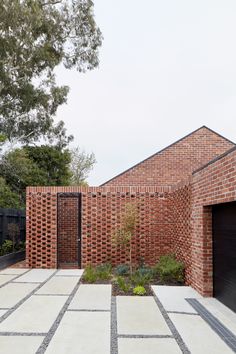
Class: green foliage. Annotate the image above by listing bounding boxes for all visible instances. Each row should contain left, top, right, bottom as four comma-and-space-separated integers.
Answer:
25, 145, 72, 186
96, 263, 112, 281
130, 270, 153, 287
70, 147, 96, 186
0, 177, 22, 208
83, 265, 98, 283
115, 264, 130, 276
133, 286, 146, 296
0, 0, 102, 146
137, 266, 154, 278
116, 276, 130, 293
0, 146, 72, 205
154, 254, 184, 283
0, 240, 13, 255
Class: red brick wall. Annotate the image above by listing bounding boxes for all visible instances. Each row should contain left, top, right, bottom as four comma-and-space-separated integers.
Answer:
57, 195, 79, 267
190, 148, 236, 296
81, 190, 171, 267
102, 127, 234, 187
26, 186, 172, 269
168, 181, 192, 285
26, 191, 57, 268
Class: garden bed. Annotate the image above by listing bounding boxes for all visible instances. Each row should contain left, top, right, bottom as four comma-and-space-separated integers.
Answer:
82, 254, 185, 296
0, 250, 25, 270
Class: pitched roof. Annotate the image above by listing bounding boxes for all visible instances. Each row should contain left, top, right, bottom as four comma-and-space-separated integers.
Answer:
100, 126, 235, 186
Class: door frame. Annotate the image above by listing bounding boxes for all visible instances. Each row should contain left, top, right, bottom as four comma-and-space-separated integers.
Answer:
57, 192, 82, 268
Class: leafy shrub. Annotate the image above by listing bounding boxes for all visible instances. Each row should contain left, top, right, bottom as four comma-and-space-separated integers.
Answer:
137, 266, 154, 278
96, 263, 112, 280
130, 270, 152, 287
14, 241, 26, 251
116, 276, 130, 293
133, 286, 146, 296
1, 240, 13, 255
83, 266, 98, 283
154, 254, 184, 283
115, 264, 130, 276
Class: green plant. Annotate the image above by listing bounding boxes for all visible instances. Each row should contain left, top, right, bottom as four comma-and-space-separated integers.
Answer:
14, 241, 26, 252
96, 263, 112, 280
137, 266, 154, 278
116, 276, 130, 293
133, 286, 146, 296
154, 254, 184, 283
1, 240, 13, 255
115, 264, 130, 276
130, 271, 152, 287
83, 266, 98, 283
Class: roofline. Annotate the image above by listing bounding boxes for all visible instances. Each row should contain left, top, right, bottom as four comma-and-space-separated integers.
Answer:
100, 126, 235, 186
192, 145, 236, 175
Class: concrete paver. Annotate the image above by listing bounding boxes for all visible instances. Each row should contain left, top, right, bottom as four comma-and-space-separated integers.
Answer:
0, 336, 43, 354
56, 269, 84, 277
36, 276, 79, 295
152, 285, 202, 313
0, 283, 38, 308
15, 269, 56, 283
118, 338, 182, 354
116, 296, 171, 335
0, 295, 67, 333
0, 310, 7, 317
169, 313, 234, 354
197, 298, 236, 336
0, 274, 17, 286
0, 267, 234, 354
0, 268, 29, 275
45, 311, 110, 354
69, 284, 111, 310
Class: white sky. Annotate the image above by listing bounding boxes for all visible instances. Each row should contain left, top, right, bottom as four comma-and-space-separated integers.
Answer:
56, 0, 236, 186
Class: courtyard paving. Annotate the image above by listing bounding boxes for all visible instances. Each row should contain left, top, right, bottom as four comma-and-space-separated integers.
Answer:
0, 268, 235, 354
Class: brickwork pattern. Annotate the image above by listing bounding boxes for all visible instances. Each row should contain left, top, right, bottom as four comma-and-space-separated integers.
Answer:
26, 192, 57, 268
57, 195, 79, 267
26, 186, 170, 270
102, 127, 234, 187
168, 183, 192, 285
191, 148, 236, 296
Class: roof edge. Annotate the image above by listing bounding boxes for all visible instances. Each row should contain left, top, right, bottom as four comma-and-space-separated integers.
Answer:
192, 145, 236, 175
101, 126, 235, 186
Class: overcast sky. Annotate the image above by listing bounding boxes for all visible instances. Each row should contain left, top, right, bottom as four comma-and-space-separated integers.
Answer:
56, 0, 236, 186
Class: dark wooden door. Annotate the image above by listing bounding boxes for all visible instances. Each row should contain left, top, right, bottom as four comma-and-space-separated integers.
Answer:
213, 202, 236, 312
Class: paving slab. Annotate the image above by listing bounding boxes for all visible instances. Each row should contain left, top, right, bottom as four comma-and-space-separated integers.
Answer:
0, 283, 38, 308
14, 269, 56, 283
45, 311, 110, 354
0, 274, 17, 286
0, 336, 43, 354
197, 298, 236, 336
118, 338, 182, 354
116, 296, 171, 335
0, 310, 7, 317
69, 284, 111, 310
56, 269, 84, 277
169, 313, 234, 354
152, 286, 202, 313
0, 268, 29, 275
0, 295, 67, 333
36, 276, 79, 295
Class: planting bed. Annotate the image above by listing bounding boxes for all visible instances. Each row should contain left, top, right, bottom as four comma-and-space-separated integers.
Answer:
81, 255, 185, 297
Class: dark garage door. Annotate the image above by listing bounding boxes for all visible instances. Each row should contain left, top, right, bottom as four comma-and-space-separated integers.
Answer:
213, 202, 236, 312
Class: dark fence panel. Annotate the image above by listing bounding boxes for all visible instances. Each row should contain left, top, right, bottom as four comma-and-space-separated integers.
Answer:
0, 208, 26, 246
